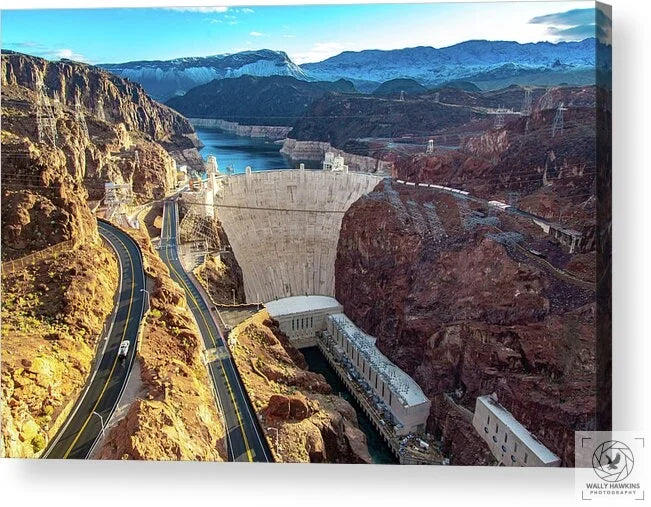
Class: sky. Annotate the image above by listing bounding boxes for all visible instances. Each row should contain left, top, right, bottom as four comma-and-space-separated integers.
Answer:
1, 2, 604, 65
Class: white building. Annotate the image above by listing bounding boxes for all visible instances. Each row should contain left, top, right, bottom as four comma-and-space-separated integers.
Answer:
265, 295, 343, 348
325, 313, 430, 436
322, 151, 349, 172
472, 395, 561, 467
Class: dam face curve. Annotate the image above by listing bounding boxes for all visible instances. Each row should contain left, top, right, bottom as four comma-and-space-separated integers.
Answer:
215, 170, 382, 303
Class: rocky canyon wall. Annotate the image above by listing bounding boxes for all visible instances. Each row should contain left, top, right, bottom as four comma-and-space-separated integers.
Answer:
189, 118, 292, 140
280, 138, 394, 174
335, 180, 598, 466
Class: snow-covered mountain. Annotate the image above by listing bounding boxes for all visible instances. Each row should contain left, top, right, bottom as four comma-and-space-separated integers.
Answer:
101, 39, 609, 101
302, 38, 604, 90
100, 49, 309, 101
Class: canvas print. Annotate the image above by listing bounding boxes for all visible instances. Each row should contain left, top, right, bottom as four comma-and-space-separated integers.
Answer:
0, 1, 611, 466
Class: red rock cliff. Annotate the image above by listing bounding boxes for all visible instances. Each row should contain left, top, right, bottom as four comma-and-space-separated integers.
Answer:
335, 180, 597, 466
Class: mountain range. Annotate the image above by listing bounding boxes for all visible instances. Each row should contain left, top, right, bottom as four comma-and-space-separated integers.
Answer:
101, 38, 608, 101
303, 38, 599, 87
166, 75, 355, 126
100, 49, 308, 101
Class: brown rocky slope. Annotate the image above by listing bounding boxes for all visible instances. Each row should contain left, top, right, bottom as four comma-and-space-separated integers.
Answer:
93, 225, 226, 461
1, 51, 203, 210
335, 180, 597, 466
394, 86, 605, 235
1, 244, 118, 457
229, 310, 372, 463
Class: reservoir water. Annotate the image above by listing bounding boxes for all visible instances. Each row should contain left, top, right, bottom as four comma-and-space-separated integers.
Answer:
195, 127, 318, 174
301, 346, 397, 464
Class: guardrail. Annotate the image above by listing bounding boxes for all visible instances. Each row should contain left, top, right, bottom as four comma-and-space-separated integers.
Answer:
1, 239, 76, 276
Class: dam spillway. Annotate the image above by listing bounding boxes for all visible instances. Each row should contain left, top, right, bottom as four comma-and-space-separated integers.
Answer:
214, 170, 382, 303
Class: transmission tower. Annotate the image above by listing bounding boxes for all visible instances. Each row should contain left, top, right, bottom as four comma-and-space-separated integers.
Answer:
51, 90, 63, 116
552, 102, 567, 138
433, 92, 440, 103
521, 87, 532, 116
494, 112, 505, 128
489, 107, 511, 128
134, 149, 140, 166
507, 191, 520, 208
96, 96, 106, 121
426, 139, 434, 154
35, 75, 57, 147
399, 90, 405, 101
75, 91, 89, 138
179, 207, 221, 251
104, 182, 133, 220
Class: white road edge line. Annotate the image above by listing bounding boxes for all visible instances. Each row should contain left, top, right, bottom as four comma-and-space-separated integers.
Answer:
42, 223, 124, 458
86, 226, 146, 458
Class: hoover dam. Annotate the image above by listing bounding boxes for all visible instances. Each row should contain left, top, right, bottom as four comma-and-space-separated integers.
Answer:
214, 169, 382, 303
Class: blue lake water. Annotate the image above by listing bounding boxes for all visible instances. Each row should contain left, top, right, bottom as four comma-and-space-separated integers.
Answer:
195, 127, 318, 174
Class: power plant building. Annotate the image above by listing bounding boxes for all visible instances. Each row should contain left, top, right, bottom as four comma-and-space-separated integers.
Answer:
266, 295, 343, 348
324, 313, 430, 436
472, 394, 561, 467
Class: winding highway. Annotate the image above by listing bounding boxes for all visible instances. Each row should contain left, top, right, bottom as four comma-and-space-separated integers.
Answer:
160, 199, 273, 462
44, 219, 147, 459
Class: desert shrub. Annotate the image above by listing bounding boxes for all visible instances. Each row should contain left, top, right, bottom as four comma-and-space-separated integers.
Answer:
31, 434, 46, 453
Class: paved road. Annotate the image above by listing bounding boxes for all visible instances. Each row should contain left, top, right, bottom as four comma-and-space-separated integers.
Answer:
44, 220, 146, 459
160, 199, 272, 462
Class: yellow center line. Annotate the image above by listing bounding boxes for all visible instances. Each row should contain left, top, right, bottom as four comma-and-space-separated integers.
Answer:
163, 202, 254, 462
62, 225, 136, 458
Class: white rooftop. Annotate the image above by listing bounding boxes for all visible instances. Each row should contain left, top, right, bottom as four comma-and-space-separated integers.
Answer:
266, 295, 342, 317
479, 395, 560, 465
328, 313, 429, 408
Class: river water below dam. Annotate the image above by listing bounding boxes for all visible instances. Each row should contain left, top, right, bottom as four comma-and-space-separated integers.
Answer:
301, 347, 397, 464
195, 127, 319, 173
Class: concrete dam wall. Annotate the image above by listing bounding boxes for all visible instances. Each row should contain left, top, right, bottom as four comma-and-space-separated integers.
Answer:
215, 170, 382, 303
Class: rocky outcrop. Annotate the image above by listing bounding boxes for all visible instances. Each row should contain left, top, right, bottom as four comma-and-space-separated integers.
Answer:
194, 253, 245, 305
1, 52, 207, 258
188, 118, 292, 140
1, 51, 203, 198
1, 243, 118, 457
335, 180, 598, 466
280, 138, 393, 174
229, 310, 372, 463
394, 87, 603, 234
3, 51, 203, 164
94, 226, 226, 461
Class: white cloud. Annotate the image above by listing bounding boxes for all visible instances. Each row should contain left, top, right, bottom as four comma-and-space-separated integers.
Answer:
5, 41, 87, 62
164, 7, 228, 13
238, 8, 254, 14
52, 48, 86, 61
249, 31, 264, 37
291, 42, 346, 64
283, 34, 297, 39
